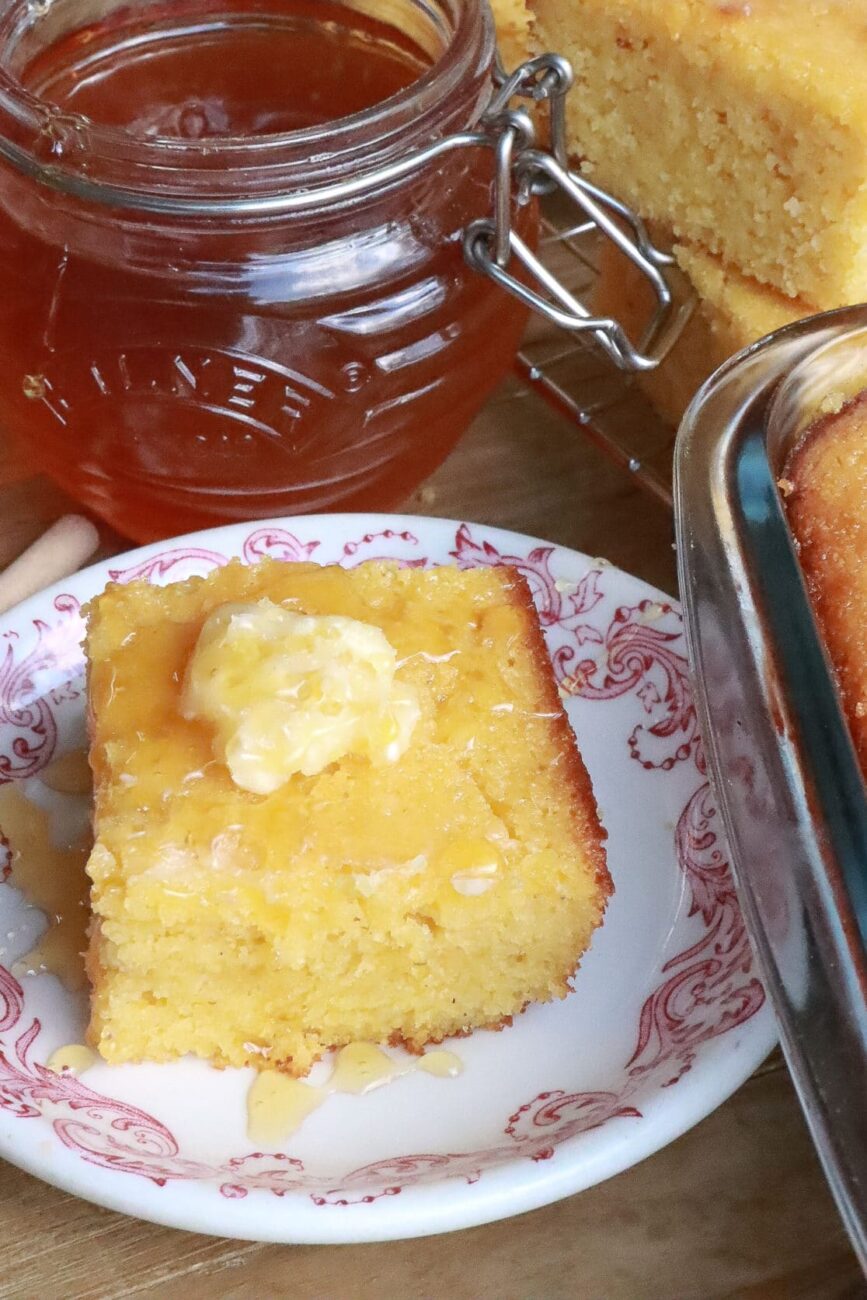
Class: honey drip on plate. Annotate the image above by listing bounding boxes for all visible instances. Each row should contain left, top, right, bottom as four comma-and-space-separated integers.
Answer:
416, 1050, 463, 1079
46, 1043, 98, 1075
40, 750, 93, 795
0, 775, 92, 991
326, 1041, 405, 1095
247, 1073, 327, 1146
246, 1043, 463, 1145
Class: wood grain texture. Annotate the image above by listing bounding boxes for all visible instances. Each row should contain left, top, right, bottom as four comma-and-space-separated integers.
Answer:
0, 371, 857, 1298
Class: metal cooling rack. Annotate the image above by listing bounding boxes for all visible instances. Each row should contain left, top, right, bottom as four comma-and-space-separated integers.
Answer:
516, 213, 677, 510
524, 212, 796, 1092
520, 211, 792, 1092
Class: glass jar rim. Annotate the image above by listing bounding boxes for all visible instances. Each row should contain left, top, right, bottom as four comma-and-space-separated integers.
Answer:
0, 0, 495, 214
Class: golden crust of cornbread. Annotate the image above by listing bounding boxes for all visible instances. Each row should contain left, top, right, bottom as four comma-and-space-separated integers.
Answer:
594, 236, 807, 427
532, 0, 867, 307
784, 396, 867, 780
489, 0, 533, 69
84, 559, 610, 1076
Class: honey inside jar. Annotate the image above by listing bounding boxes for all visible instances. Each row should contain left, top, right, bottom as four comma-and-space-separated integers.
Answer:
0, 0, 532, 540
23, 0, 428, 136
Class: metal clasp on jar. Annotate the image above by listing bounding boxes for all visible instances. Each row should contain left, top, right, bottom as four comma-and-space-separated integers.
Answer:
463, 52, 694, 373
16, 47, 691, 373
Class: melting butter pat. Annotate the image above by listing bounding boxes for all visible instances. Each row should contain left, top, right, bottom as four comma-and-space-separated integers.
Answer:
182, 599, 419, 794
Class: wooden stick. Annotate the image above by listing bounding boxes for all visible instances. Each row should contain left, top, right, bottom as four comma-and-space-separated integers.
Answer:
0, 515, 100, 615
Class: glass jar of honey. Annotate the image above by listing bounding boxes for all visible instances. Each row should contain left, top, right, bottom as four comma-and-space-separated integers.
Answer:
0, 0, 534, 540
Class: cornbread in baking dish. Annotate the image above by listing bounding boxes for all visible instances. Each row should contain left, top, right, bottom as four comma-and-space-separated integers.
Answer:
84, 558, 610, 1075
594, 236, 806, 427
784, 397, 867, 780
533, 0, 867, 307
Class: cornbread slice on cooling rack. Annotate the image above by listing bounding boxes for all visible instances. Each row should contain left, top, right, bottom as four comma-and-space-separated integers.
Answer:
84, 558, 610, 1076
490, 0, 533, 69
594, 236, 805, 426
784, 396, 867, 780
533, 0, 867, 307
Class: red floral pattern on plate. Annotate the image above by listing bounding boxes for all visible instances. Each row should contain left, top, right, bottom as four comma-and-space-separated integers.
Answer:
0, 522, 765, 1206
0, 594, 85, 782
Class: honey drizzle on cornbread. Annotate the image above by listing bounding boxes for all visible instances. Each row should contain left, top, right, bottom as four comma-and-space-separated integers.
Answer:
0, 782, 91, 991
247, 1044, 463, 1143
84, 559, 611, 1073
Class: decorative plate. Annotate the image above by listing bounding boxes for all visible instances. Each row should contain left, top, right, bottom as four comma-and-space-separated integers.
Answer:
0, 514, 774, 1243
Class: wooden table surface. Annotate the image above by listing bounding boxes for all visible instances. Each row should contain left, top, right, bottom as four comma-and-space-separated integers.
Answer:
0, 362, 861, 1300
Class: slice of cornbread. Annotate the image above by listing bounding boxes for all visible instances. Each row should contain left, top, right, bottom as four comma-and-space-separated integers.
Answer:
594, 237, 807, 426
84, 558, 610, 1075
533, 0, 867, 307
490, 0, 533, 69
784, 396, 867, 779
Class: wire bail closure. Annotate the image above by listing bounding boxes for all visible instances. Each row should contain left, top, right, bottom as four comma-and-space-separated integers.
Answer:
3, 47, 690, 371
465, 53, 692, 372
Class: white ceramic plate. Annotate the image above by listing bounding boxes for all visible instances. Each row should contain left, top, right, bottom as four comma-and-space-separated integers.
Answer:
0, 513, 774, 1242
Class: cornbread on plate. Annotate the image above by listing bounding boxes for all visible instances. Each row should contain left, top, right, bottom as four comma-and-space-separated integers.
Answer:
533, 0, 867, 307
784, 396, 867, 780
84, 559, 610, 1076
594, 236, 806, 426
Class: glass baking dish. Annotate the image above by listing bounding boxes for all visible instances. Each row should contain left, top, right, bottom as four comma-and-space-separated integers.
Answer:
674, 307, 867, 1270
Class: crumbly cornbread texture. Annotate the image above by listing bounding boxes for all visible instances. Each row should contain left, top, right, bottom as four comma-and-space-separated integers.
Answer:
490, 0, 533, 69
533, 0, 867, 307
785, 396, 867, 779
594, 236, 806, 426
84, 559, 610, 1076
